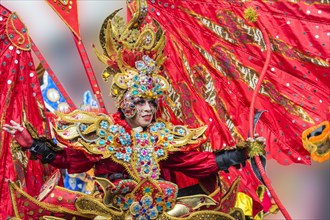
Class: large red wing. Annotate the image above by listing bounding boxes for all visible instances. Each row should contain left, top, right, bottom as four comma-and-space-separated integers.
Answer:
139, 0, 329, 165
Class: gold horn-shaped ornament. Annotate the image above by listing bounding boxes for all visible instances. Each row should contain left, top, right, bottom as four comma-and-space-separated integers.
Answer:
100, 9, 122, 56
120, 0, 148, 39
94, 10, 121, 65
94, 9, 123, 82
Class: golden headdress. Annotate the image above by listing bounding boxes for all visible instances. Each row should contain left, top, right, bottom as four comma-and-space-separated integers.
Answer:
94, 0, 169, 111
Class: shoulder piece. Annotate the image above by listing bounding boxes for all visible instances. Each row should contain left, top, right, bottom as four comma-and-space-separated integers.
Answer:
152, 119, 208, 150
54, 110, 118, 158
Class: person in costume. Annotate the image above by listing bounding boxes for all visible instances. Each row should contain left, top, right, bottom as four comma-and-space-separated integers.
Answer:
3, 56, 264, 219
2, 3, 267, 220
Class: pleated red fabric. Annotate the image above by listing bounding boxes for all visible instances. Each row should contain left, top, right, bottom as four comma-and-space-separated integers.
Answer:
0, 5, 53, 218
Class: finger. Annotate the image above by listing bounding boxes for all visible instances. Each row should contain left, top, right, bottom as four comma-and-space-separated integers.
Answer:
3, 124, 13, 129
10, 120, 24, 132
13, 124, 24, 132
10, 120, 20, 126
3, 127, 12, 132
256, 137, 266, 142
3, 127, 15, 135
246, 137, 254, 142
3, 125, 17, 134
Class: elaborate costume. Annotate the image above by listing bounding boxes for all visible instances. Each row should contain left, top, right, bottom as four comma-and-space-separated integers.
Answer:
1, 2, 261, 219
0, 0, 329, 219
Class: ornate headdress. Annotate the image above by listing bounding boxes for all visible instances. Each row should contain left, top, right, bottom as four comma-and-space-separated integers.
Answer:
94, 0, 169, 117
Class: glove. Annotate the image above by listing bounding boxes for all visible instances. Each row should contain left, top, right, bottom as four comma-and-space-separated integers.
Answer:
29, 140, 57, 163
3, 120, 33, 148
215, 149, 248, 172
215, 136, 266, 172
15, 129, 34, 148
3, 120, 57, 163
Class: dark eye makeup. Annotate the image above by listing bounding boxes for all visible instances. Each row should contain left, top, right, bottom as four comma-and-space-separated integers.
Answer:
134, 99, 157, 108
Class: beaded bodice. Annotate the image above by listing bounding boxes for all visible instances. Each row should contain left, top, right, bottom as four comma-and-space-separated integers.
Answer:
54, 110, 206, 182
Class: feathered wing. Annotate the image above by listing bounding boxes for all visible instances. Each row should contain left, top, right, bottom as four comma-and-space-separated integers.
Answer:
134, 0, 329, 164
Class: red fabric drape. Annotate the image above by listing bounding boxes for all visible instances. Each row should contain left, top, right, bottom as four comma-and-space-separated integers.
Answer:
0, 5, 53, 218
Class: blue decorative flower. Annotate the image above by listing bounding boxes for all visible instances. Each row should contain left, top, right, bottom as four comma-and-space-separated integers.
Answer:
144, 187, 152, 194
100, 120, 108, 129
99, 130, 106, 136
115, 152, 123, 159
99, 139, 105, 146
80, 124, 87, 131
157, 149, 164, 156
124, 154, 130, 162
178, 128, 185, 134
110, 125, 116, 132
129, 195, 158, 219
165, 188, 173, 196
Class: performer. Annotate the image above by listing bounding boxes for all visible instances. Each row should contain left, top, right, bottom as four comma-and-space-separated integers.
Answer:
3, 8, 267, 218
3, 94, 253, 180
3, 58, 264, 219
1, 0, 329, 219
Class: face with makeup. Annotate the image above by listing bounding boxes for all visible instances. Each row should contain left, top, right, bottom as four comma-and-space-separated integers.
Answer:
125, 98, 157, 128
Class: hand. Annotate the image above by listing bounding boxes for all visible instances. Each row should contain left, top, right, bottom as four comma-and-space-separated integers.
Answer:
246, 133, 266, 158
3, 120, 33, 148
3, 120, 24, 134
246, 133, 266, 144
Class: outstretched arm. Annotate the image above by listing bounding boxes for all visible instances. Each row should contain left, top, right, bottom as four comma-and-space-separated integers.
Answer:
3, 120, 94, 173
162, 137, 265, 179
162, 148, 249, 179
162, 151, 219, 179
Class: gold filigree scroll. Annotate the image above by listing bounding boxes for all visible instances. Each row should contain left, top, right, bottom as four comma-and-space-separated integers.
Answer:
75, 196, 124, 218
8, 181, 92, 218
5, 12, 31, 51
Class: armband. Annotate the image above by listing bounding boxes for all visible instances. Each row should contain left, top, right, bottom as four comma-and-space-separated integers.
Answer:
29, 140, 57, 163
215, 149, 248, 172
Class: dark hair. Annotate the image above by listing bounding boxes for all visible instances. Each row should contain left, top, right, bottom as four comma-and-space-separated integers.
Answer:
118, 108, 126, 120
